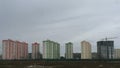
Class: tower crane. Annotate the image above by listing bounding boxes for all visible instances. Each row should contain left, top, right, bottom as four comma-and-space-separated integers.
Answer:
101, 37, 118, 41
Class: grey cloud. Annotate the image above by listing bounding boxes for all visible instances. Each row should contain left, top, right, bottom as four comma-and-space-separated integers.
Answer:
0, 0, 120, 55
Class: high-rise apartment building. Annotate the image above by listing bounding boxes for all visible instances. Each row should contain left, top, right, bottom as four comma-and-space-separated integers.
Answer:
2, 39, 28, 60
114, 49, 120, 59
65, 42, 73, 59
14, 41, 28, 59
97, 41, 114, 59
81, 41, 92, 59
32, 42, 40, 59
43, 40, 60, 59
23, 42, 28, 59
2, 39, 15, 60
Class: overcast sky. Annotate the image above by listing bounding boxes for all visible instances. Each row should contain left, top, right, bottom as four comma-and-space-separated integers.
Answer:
0, 0, 120, 56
